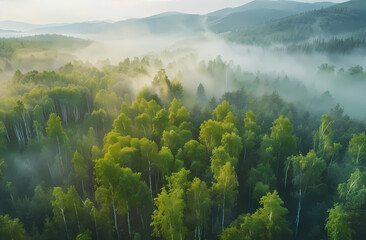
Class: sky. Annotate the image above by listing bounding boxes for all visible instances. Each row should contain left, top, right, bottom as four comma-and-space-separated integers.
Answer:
0, 0, 348, 24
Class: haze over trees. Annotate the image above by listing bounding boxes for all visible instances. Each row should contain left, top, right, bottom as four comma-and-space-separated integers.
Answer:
0, 0, 366, 240
0, 52, 365, 239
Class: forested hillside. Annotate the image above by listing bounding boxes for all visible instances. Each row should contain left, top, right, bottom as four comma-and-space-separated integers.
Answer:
228, 0, 366, 45
0, 51, 365, 240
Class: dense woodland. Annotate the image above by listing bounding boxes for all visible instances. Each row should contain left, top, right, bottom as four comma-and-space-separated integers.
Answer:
0, 51, 365, 240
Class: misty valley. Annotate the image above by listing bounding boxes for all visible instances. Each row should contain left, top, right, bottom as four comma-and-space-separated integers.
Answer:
0, 0, 366, 240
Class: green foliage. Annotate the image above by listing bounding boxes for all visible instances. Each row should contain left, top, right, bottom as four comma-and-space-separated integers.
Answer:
0, 159, 5, 180
0, 214, 28, 240
270, 115, 297, 160
338, 168, 366, 210
212, 162, 238, 231
290, 150, 326, 193
325, 204, 353, 240
153, 109, 169, 137
213, 100, 232, 122
314, 114, 341, 162
199, 119, 237, 150
210, 146, 237, 178
178, 140, 206, 174
186, 177, 212, 239
221, 191, 291, 240
221, 132, 242, 158
169, 98, 190, 127
2, 49, 366, 240
161, 128, 192, 155
348, 132, 366, 166
46, 113, 64, 138
112, 113, 132, 136
151, 169, 190, 240
72, 150, 87, 182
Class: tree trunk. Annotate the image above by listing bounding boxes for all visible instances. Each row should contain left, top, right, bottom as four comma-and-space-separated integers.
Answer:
284, 160, 291, 193
73, 201, 81, 233
222, 176, 227, 232
149, 160, 153, 199
81, 179, 86, 195
127, 201, 131, 239
56, 136, 64, 173
93, 209, 99, 240
295, 189, 302, 239
112, 197, 120, 240
142, 125, 147, 137
170, 223, 174, 240
2, 123, 10, 142
60, 208, 70, 240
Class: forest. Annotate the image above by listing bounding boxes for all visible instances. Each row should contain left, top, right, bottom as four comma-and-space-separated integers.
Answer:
0, 46, 365, 240
0, 1, 366, 239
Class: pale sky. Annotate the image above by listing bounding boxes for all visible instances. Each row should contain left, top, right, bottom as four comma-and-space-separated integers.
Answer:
0, 0, 348, 24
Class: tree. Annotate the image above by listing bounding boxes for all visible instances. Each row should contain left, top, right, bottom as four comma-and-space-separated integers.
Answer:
171, 78, 183, 100
151, 188, 186, 240
289, 150, 326, 238
348, 133, 366, 166
0, 121, 6, 152
199, 120, 237, 150
314, 114, 340, 162
95, 158, 150, 239
161, 128, 192, 155
248, 163, 276, 201
76, 231, 92, 240
91, 108, 107, 134
338, 168, 366, 210
270, 115, 296, 168
213, 100, 232, 122
139, 138, 158, 198
0, 214, 28, 240
325, 204, 353, 240
196, 83, 206, 104
169, 98, 190, 127
112, 113, 132, 136
46, 113, 66, 154
72, 150, 88, 194
32, 104, 44, 123
156, 147, 175, 181
51, 187, 71, 240
212, 162, 238, 231
221, 191, 291, 240
178, 140, 206, 175
0, 159, 5, 180
46, 113, 64, 139
135, 113, 151, 138
242, 110, 261, 163
46, 113, 69, 176
221, 132, 242, 158
186, 177, 212, 240
153, 109, 169, 137
210, 146, 237, 178
258, 191, 291, 240
152, 69, 172, 102
151, 169, 190, 240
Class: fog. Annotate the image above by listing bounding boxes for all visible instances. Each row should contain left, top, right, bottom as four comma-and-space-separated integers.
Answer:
1, 26, 366, 118
57, 29, 365, 118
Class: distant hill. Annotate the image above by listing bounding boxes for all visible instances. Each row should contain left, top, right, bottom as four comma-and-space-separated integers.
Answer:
32, 22, 109, 34
0, 29, 19, 33
207, 0, 334, 33
228, 0, 366, 44
33, 13, 205, 36
0, 21, 40, 31
107, 12, 205, 36
29, 1, 334, 37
